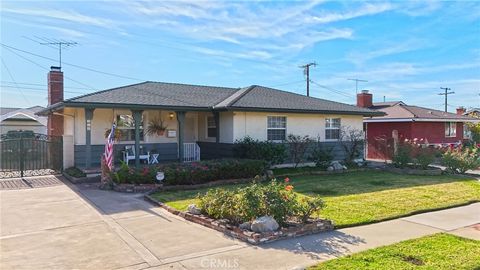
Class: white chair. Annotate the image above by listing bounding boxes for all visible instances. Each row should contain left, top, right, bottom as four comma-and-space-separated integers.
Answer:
123, 145, 150, 165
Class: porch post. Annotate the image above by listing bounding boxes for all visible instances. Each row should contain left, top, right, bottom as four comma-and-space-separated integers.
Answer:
85, 108, 95, 169
132, 110, 143, 168
176, 111, 186, 162
213, 111, 220, 143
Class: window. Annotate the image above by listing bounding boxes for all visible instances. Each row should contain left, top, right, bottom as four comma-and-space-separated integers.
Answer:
116, 114, 144, 141
267, 116, 286, 141
325, 118, 341, 140
207, 116, 217, 138
445, 122, 457, 137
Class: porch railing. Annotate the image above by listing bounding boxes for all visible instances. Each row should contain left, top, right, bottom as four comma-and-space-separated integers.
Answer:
183, 143, 200, 162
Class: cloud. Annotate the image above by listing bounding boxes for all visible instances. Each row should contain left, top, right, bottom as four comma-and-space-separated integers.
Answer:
2, 7, 115, 28
348, 39, 429, 65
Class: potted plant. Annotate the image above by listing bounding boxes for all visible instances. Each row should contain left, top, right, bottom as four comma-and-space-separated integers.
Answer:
146, 118, 168, 136
104, 128, 122, 141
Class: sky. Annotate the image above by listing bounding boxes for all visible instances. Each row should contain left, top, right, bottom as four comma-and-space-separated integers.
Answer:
1, 0, 479, 112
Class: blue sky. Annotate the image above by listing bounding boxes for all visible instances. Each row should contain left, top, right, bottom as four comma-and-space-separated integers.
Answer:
1, 0, 479, 112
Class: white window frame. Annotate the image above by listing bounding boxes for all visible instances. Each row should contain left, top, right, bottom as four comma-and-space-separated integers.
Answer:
267, 116, 287, 142
445, 122, 457, 138
116, 113, 144, 142
206, 115, 217, 138
325, 118, 341, 141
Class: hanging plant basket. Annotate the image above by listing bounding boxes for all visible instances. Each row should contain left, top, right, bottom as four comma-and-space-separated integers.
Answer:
146, 118, 168, 137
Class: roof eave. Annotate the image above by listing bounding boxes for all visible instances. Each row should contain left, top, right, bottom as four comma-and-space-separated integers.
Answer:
222, 106, 384, 116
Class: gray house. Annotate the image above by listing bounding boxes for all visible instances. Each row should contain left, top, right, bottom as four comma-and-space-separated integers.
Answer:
38, 68, 381, 169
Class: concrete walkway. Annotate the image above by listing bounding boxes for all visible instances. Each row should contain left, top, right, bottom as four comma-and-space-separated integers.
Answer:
1, 177, 478, 270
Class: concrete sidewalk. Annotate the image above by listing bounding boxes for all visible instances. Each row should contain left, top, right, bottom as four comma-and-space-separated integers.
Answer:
1, 177, 478, 270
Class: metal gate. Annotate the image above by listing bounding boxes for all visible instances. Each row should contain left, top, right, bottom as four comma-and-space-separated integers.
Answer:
0, 131, 62, 178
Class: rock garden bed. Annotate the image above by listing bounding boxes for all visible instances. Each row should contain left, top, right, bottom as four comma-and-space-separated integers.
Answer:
145, 193, 334, 244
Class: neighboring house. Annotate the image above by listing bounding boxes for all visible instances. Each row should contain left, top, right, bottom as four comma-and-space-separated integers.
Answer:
356, 90, 479, 160
0, 106, 47, 135
38, 67, 381, 169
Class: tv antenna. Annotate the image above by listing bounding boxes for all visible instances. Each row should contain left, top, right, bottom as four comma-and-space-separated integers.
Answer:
348, 78, 368, 94
24, 36, 77, 68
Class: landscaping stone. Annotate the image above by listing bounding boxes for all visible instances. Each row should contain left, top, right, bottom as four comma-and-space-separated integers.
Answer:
251, 216, 279, 233
265, 170, 274, 179
329, 161, 346, 171
239, 222, 251, 231
187, 204, 202, 215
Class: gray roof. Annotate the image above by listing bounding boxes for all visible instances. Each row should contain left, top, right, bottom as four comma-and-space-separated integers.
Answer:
0, 106, 47, 126
39, 81, 381, 116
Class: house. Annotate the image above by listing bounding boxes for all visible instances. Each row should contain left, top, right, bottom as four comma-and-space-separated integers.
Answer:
38, 67, 381, 169
0, 106, 47, 135
356, 90, 479, 160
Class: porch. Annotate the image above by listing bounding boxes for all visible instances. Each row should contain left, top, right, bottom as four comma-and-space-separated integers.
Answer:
63, 107, 231, 170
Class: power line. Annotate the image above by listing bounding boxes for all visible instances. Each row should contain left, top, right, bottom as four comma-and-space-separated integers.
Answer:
2, 45, 98, 90
267, 80, 305, 88
0, 85, 88, 95
38, 40, 78, 68
1, 81, 93, 90
0, 43, 147, 82
309, 79, 354, 99
299, 62, 316, 97
438, 87, 455, 112
347, 78, 368, 94
1, 57, 30, 106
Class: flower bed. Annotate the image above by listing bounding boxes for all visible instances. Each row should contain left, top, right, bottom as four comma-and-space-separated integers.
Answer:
145, 177, 334, 244
145, 193, 334, 244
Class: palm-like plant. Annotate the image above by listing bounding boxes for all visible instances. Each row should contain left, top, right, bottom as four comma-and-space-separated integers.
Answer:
146, 118, 168, 136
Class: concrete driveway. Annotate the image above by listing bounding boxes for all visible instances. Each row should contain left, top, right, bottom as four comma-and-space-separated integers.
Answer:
1, 176, 478, 270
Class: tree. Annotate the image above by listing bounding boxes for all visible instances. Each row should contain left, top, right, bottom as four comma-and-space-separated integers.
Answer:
286, 134, 312, 168
339, 127, 365, 165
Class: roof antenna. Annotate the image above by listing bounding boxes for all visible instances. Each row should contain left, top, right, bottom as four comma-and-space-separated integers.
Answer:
24, 36, 77, 68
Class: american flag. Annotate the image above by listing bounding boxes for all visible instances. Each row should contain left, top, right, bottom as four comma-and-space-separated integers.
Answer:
104, 123, 116, 170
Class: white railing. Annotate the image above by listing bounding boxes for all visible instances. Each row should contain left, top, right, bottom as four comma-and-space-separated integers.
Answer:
183, 143, 200, 162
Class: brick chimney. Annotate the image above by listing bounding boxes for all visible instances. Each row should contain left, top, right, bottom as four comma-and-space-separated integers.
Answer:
456, 106, 466, 115
47, 66, 64, 136
357, 90, 373, 108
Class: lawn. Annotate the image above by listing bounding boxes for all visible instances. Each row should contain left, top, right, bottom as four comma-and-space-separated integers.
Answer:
309, 233, 480, 270
151, 170, 480, 227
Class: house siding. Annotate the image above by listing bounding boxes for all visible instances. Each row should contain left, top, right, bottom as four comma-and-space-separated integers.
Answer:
410, 122, 464, 144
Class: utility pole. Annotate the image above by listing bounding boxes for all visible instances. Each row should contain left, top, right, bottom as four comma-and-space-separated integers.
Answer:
348, 78, 368, 94
438, 87, 455, 112
300, 62, 316, 96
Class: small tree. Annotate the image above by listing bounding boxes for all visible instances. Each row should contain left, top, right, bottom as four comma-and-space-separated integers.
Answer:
309, 137, 334, 169
286, 134, 312, 168
339, 127, 365, 165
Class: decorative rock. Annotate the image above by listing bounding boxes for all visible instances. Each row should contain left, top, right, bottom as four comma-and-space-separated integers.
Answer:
187, 204, 202, 215
330, 161, 346, 171
251, 216, 279, 233
327, 166, 334, 171
265, 170, 274, 179
239, 222, 251, 231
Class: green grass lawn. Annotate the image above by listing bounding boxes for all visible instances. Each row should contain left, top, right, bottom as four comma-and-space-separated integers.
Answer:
151, 170, 480, 227
309, 233, 480, 270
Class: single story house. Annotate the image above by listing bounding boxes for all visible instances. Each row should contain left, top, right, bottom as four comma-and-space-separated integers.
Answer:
0, 106, 47, 135
38, 67, 381, 169
356, 90, 479, 160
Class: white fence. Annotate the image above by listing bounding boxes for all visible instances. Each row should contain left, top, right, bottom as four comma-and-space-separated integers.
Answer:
183, 143, 200, 162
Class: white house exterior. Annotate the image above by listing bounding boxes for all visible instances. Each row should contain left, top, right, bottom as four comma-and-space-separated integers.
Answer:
0, 106, 47, 135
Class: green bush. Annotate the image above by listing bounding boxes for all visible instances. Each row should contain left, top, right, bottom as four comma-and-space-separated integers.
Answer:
233, 136, 286, 165
295, 196, 325, 223
112, 161, 157, 185
198, 178, 323, 226
413, 148, 436, 169
160, 159, 266, 185
286, 134, 312, 168
64, 167, 86, 178
442, 147, 480, 174
309, 141, 334, 169
392, 143, 412, 168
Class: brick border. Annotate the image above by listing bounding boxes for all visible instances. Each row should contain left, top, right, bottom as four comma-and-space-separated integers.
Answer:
144, 193, 334, 245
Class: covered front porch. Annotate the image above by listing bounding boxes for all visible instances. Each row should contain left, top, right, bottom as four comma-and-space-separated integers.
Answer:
63, 106, 231, 170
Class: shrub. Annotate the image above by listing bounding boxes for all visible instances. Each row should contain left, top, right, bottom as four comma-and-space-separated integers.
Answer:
233, 136, 286, 165
160, 159, 266, 185
64, 167, 86, 178
309, 140, 334, 170
198, 177, 323, 226
112, 161, 157, 185
340, 127, 365, 165
442, 146, 480, 174
295, 196, 325, 223
392, 142, 412, 168
286, 134, 312, 168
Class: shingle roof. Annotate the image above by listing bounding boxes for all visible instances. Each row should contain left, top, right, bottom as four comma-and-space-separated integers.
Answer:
40, 81, 382, 116
366, 102, 477, 122
219, 85, 380, 115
